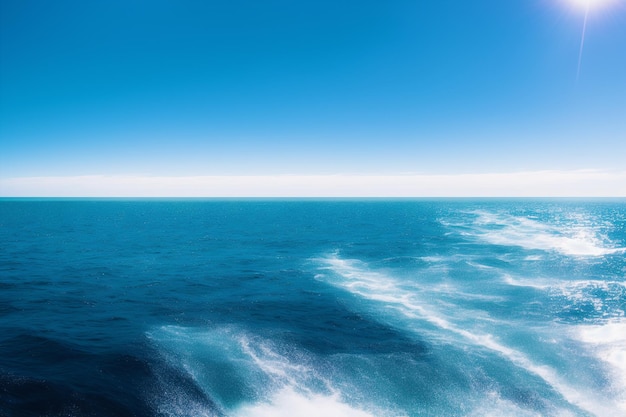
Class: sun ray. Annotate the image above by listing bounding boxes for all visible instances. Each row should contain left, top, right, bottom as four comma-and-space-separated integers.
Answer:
568, 0, 618, 81
576, 3, 590, 81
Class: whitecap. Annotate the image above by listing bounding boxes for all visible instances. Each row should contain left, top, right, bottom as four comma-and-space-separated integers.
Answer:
503, 275, 626, 319
233, 387, 382, 417
455, 210, 625, 257
148, 325, 399, 417
574, 321, 626, 414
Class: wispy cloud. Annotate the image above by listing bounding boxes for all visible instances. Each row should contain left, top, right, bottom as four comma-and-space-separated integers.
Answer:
1, 170, 625, 197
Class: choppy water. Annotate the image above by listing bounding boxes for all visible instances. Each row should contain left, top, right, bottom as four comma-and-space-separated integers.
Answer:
1, 199, 625, 417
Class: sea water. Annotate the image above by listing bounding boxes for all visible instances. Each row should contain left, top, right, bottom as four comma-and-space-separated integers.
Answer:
1, 198, 625, 417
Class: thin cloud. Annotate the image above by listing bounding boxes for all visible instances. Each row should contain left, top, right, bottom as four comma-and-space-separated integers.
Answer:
1, 170, 625, 197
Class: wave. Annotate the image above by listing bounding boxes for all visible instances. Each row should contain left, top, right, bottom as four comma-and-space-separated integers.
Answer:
574, 320, 626, 412
234, 387, 379, 417
147, 326, 397, 417
451, 210, 625, 257
466, 391, 560, 417
503, 275, 626, 319
316, 254, 623, 416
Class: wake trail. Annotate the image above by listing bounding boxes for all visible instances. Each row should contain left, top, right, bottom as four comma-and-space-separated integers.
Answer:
317, 254, 623, 417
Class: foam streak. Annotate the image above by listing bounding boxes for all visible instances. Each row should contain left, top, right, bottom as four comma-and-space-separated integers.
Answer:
317, 255, 622, 416
461, 210, 625, 257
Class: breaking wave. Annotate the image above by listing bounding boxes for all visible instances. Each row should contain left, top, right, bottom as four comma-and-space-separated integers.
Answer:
147, 326, 396, 417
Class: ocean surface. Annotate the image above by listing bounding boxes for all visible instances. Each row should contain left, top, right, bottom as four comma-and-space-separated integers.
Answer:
1, 198, 625, 417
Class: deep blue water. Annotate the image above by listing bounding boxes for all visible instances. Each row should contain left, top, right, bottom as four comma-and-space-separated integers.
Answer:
1, 199, 625, 417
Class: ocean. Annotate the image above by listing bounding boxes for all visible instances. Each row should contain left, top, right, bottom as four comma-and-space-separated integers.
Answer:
1, 198, 625, 417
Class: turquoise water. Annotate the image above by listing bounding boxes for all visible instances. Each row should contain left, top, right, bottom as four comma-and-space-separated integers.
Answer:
1, 199, 625, 416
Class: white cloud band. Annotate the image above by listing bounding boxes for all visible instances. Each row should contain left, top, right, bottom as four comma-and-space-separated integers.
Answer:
1, 170, 625, 197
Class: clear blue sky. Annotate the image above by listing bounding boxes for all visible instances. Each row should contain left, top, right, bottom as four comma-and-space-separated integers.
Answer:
1, 1, 625, 189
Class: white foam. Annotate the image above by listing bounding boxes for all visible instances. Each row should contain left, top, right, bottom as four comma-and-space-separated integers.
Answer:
149, 325, 398, 417
237, 334, 316, 390
231, 341, 395, 417
466, 260, 496, 270
317, 254, 622, 416
502, 275, 626, 293
575, 321, 626, 413
463, 210, 625, 257
233, 387, 381, 417
503, 275, 626, 318
501, 274, 551, 290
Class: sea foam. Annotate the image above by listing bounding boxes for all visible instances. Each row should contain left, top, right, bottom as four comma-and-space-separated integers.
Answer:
503, 275, 626, 319
317, 254, 623, 416
233, 387, 380, 417
148, 325, 395, 417
575, 321, 626, 413
460, 210, 625, 257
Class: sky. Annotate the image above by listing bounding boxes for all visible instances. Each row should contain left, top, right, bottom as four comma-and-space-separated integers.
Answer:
1, 0, 625, 196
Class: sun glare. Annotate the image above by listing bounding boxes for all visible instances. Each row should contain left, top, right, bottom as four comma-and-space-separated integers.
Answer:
567, 0, 620, 80
568, 0, 615, 10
